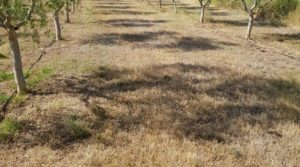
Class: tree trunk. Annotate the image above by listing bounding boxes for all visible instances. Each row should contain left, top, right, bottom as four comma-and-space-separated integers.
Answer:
200, 6, 205, 23
7, 29, 27, 94
148, 0, 150, 5
246, 14, 254, 39
172, 0, 177, 13
54, 15, 62, 41
159, 0, 162, 8
66, 2, 70, 23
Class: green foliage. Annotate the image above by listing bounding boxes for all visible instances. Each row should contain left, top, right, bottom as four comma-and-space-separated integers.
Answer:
0, 71, 14, 82
12, 94, 27, 105
213, 0, 298, 21
47, 0, 65, 14
0, 0, 47, 28
27, 67, 53, 87
0, 0, 47, 44
0, 92, 9, 103
0, 118, 21, 142
260, 0, 298, 20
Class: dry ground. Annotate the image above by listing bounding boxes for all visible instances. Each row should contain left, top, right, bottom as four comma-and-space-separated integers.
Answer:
0, 0, 300, 166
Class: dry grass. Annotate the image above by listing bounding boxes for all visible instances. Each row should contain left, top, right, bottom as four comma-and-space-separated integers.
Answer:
0, 0, 300, 166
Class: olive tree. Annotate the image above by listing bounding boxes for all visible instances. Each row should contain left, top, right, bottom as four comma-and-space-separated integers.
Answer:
172, 0, 177, 13
47, 0, 64, 41
65, 0, 75, 23
241, 0, 273, 39
0, 0, 46, 94
71, 0, 76, 12
199, 0, 211, 23
65, 0, 70, 23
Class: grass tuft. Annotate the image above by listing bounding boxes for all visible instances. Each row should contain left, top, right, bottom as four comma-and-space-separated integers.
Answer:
12, 94, 28, 106
0, 118, 21, 142
0, 71, 14, 82
64, 118, 91, 139
0, 92, 9, 104
27, 68, 53, 87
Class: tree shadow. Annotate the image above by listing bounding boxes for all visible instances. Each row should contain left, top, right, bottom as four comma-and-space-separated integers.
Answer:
30, 64, 300, 145
262, 33, 300, 42
81, 30, 177, 45
94, 5, 132, 10
18, 114, 91, 150
210, 19, 275, 27
95, 10, 156, 15
157, 37, 237, 51
99, 19, 168, 27
210, 11, 229, 16
81, 31, 237, 51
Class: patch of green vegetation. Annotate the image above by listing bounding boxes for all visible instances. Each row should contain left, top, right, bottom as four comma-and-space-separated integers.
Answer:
12, 94, 28, 106
0, 92, 9, 103
0, 118, 21, 142
27, 67, 53, 87
0, 71, 14, 82
65, 118, 91, 139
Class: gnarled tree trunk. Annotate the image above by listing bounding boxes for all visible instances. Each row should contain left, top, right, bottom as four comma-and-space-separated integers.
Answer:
200, 6, 205, 23
172, 0, 177, 13
54, 15, 62, 41
72, 2, 76, 12
246, 13, 254, 39
7, 28, 27, 94
66, 2, 70, 23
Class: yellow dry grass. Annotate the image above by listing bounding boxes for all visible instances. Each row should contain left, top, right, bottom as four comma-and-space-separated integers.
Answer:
0, 0, 300, 166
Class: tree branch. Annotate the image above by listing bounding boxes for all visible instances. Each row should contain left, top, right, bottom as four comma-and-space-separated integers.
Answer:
0, 10, 6, 21
255, 0, 273, 14
14, 0, 36, 30
199, 0, 203, 7
0, 19, 5, 28
241, 0, 249, 12
250, 0, 258, 13
205, 0, 210, 6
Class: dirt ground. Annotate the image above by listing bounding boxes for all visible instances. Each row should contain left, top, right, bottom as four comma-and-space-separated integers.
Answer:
0, 0, 300, 166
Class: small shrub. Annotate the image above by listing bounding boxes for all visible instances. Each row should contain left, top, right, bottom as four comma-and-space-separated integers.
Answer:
270, 0, 298, 19
0, 118, 21, 142
213, 0, 298, 23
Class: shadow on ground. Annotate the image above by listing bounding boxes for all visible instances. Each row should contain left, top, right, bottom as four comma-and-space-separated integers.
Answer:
210, 19, 279, 27
94, 10, 156, 15
262, 33, 300, 42
96, 19, 168, 27
17, 63, 300, 149
81, 31, 237, 51
94, 5, 132, 9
